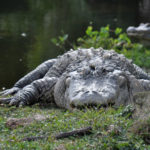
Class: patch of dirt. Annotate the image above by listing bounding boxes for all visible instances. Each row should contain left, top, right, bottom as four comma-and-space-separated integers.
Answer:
6, 114, 47, 129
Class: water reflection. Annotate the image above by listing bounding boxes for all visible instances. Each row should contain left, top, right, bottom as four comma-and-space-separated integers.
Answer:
0, 0, 149, 88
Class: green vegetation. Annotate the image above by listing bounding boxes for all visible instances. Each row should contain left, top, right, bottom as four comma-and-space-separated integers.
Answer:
52, 25, 150, 68
1, 26, 150, 149
0, 104, 149, 150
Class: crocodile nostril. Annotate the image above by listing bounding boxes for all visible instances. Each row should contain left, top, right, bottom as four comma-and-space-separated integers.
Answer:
92, 91, 99, 94
84, 91, 89, 94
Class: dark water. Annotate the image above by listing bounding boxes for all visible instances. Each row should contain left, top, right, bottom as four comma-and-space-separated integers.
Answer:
0, 0, 150, 89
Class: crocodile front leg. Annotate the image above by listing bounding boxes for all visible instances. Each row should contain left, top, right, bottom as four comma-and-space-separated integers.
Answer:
0, 77, 57, 107
0, 59, 56, 96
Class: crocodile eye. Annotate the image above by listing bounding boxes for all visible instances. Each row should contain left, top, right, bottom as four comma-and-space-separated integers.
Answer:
90, 65, 95, 71
102, 68, 106, 73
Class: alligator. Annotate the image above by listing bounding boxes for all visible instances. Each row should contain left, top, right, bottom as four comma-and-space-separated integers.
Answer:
0, 48, 150, 109
127, 23, 150, 41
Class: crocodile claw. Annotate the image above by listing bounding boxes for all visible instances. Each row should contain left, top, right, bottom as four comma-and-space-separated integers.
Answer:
0, 95, 26, 107
0, 87, 20, 96
0, 88, 26, 106
9, 98, 20, 106
0, 98, 12, 104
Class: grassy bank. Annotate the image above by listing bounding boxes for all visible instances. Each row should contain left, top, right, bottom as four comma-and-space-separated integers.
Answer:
0, 104, 149, 150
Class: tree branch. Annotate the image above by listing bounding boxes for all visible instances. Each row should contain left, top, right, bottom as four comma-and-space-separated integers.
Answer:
22, 126, 92, 141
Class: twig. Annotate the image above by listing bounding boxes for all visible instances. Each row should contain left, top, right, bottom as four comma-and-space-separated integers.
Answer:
55, 126, 92, 139
21, 126, 92, 141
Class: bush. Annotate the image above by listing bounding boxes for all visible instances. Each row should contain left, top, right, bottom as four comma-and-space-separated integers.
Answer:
76, 25, 150, 68
52, 25, 150, 69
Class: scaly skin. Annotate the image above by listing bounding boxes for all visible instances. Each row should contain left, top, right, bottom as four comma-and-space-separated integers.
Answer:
127, 23, 150, 41
0, 48, 150, 109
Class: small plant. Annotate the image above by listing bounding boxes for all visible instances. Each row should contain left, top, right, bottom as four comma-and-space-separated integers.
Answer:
116, 105, 135, 118
51, 33, 69, 50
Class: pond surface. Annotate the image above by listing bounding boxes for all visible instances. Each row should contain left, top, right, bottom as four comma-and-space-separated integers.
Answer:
0, 0, 150, 88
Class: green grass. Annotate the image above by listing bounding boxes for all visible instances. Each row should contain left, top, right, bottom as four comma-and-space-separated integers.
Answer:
0, 104, 149, 150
